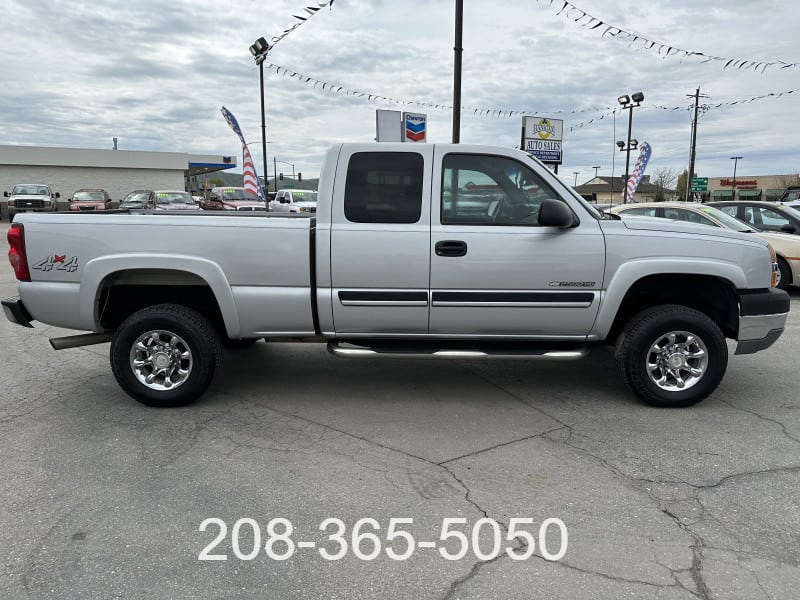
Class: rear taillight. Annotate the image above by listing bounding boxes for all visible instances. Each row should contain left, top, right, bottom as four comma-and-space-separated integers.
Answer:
7, 223, 31, 281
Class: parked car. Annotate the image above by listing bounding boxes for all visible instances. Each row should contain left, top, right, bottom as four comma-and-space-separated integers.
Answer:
120, 190, 152, 210
3, 183, 59, 220
147, 190, 200, 211
69, 189, 111, 211
200, 187, 265, 211
707, 201, 800, 235
609, 202, 800, 289
269, 189, 318, 213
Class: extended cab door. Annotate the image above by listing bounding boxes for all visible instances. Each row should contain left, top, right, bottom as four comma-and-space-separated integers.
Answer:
328, 145, 433, 334
428, 148, 605, 337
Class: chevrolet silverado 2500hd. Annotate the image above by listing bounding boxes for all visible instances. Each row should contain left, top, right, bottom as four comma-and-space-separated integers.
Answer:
3, 143, 791, 408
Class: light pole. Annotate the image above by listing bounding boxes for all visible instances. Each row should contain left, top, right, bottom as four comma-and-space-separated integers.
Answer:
730, 156, 743, 200
573, 171, 580, 186
249, 37, 270, 200
616, 92, 644, 204
452, 0, 463, 143
592, 165, 601, 178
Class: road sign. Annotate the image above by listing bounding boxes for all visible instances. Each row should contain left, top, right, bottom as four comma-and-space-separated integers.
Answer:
690, 177, 708, 192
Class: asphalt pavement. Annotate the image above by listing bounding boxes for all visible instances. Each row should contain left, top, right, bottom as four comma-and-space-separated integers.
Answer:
1, 220, 799, 599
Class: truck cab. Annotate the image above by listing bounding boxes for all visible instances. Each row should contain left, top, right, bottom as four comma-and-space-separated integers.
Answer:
269, 189, 318, 213
3, 183, 59, 220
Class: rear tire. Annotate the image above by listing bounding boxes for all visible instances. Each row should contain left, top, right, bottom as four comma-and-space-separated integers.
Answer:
615, 304, 727, 407
110, 304, 220, 407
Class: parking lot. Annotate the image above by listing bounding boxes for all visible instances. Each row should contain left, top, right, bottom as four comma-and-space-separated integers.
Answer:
1, 220, 799, 600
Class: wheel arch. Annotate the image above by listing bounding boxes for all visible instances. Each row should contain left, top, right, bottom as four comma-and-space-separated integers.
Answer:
601, 273, 740, 343
81, 255, 240, 338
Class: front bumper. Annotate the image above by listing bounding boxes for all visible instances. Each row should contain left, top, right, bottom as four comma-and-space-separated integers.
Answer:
2, 296, 34, 328
735, 288, 790, 355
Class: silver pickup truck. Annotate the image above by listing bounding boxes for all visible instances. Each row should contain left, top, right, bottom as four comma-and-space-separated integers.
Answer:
3, 143, 791, 408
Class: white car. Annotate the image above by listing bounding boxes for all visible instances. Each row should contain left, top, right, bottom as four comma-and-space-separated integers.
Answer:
269, 189, 317, 213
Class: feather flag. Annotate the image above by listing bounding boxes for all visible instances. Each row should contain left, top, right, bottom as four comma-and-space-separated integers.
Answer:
220, 106, 265, 201
625, 142, 652, 203
241, 144, 261, 200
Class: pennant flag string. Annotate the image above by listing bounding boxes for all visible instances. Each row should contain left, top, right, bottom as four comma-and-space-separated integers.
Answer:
533, 0, 800, 73
268, 1, 334, 49
264, 62, 614, 116
266, 61, 797, 131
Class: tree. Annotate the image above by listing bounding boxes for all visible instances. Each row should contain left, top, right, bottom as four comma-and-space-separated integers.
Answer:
676, 169, 689, 202
651, 167, 679, 202
774, 174, 800, 191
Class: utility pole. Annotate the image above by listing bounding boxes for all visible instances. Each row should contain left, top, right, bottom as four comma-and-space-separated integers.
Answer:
685, 87, 708, 201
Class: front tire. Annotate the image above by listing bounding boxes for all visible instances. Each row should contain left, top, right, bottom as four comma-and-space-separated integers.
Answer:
110, 304, 220, 407
776, 257, 791, 291
615, 304, 728, 407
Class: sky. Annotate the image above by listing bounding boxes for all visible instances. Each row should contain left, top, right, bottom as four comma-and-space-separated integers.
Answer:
1, 0, 798, 186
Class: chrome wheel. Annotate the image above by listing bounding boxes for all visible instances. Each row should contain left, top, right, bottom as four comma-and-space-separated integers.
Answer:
129, 329, 193, 391
646, 330, 708, 392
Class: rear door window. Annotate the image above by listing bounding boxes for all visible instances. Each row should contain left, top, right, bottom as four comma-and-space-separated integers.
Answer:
344, 152, 423, 223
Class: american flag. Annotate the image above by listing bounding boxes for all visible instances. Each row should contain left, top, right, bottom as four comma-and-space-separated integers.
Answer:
625, 141, 652, 203
241, 143, 263, 199
220, 106, 266, 201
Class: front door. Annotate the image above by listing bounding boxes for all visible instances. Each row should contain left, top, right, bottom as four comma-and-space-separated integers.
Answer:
429, 149, 605, 338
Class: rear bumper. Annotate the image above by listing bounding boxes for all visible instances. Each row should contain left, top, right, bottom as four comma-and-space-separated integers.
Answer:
2, 296, 34, 328
735, 288, 790, 355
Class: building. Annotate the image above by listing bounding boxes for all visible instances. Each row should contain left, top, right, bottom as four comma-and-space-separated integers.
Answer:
701, 174, 800, 202
0, 144, 237, 216
574, 175, 667, 204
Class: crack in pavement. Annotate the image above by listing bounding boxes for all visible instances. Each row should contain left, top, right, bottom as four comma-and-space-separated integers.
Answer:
718, 398, 800, 445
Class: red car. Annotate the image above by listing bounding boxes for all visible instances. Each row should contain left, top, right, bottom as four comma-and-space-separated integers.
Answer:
69, 189, 111, 211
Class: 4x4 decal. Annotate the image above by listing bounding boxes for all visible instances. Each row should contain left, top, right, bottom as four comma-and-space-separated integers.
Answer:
33, 254, 79, 273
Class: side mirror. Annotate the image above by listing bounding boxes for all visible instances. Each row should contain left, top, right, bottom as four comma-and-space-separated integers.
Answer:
780, 224, 796, 233
3, 191, 8, 197
538, 199, 575, 227
54, 192, 61, 198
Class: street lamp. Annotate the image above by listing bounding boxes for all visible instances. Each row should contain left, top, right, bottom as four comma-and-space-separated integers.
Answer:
592, 165, 601, 178
616, 92, 645, 204
573, 171, 580, 186
730, 156, 743, 200
249, 36, 270, 200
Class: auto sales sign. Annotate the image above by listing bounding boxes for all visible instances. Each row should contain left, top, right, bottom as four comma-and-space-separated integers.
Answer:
522, 116, 563, 164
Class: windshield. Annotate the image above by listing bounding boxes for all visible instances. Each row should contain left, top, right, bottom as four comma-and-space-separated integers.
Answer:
73, 191, 106, 201
696, 205, 756, 232
123, 192, 149, 203
778, 204, 800, 219
154, 192, 192, 204
221, 188, 260, 201
290, 191, 318, 203
13, 185, 49, 195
